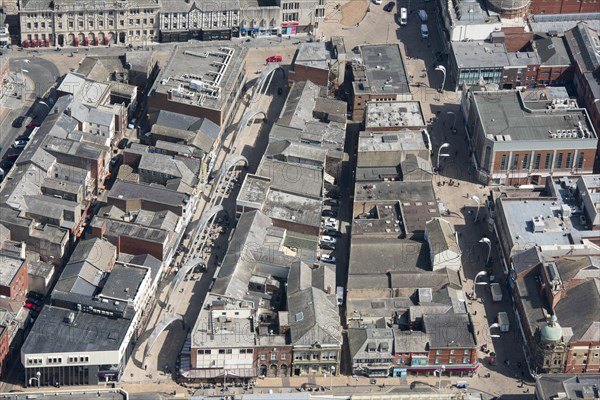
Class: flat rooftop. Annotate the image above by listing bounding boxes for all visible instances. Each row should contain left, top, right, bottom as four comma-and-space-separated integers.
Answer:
262, 191, 322, 228
452, 42, 510, 69
151, 44, 247, 111
365, 101, 426, 130
354, 180, 436, 203
357, 131, 428, 154
0, 256, 25, 287
354, 44, 410, 95
256, 159, 323, 199
352, 203, 402, 236
237, 174, 271, 208
472, 90, 597, 142
21, 305, 133, 354
293, 42, 330, 71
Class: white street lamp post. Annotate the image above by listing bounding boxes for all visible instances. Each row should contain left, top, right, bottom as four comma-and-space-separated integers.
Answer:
479, 237, 491, 265
29, 371, 41, 388
435, 365, 446, 389
473, 270, 488, 300
471, 195, 481, 222
20, 69, 29, 100
489, 322, 501, 338
437, 142, 450, 170
435, 65, 446, 92
447, 111, 456, 131
330, 366, 335, 390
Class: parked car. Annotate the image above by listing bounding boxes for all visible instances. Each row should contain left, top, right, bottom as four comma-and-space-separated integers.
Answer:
322, 209, 338, 218
373, 0, 382, 4
12, 140, 28, 149
326, 190, 340, 199
320, 235, 337, 245
383, 1, 395, 11
420, 24, 429, 39
319, 242, 336, 250
128, 118, 137, 129
12, 116, 25, 128
1, 160, 14, 171
110, 154, 122, 168
28, 292, 44, 301
322, 229, 341, 237
266, 55, 282, 63
0, 168, 4, 182
418, 9, 428, 22
324, 199, 339, 206
16, 135, 30, 142
117, 138, 129, 149
321, 254, 336, 264
399, 8, 408, 25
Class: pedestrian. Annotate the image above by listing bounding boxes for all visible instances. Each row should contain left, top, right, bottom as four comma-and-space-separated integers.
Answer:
477, 330, 480, 335
145, 364, 148, 371
466, 192, 469, 198
473, 310, 477, 316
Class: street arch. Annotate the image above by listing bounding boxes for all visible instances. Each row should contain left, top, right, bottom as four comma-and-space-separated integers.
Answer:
143, 314, 184, 359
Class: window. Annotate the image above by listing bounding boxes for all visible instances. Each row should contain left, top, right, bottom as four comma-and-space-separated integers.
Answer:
533, 153, 541, 169
463, 357, 470, 363
271, 352, 277, 360
500, 154, 508, 171
544, 153, 553, 169
555, 153, 563, 169
219, 349, 226, 354
435, 358, 441, 364
565, 152, 573, 168
260, 354, 266, 360
449, 357, 454, 364
435, 350, 442, 355
281, 353, 287, 360
522, 153, 530, 170
511, 154, 519, 170
450, 350, 455, 355
463, 349, 470, 355
576, 153, 585, 169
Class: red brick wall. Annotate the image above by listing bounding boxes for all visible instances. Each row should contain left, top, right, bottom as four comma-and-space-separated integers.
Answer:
427, 348, 478, 365
529, 0, 599, 14
117, 236, 165, 261
0, 328, 9, 378
148, 92, 223, 127
502, 29, 534, 52
564, 342, 600, 373
288, 66, 329, 87
254, 345, 293, 376
0, 260, 28, 302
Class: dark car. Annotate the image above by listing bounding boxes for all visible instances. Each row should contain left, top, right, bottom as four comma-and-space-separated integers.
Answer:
383, 1, 395, 11
117, 138, 129, 149
16, 135, 30, 142
1, 160, 14, 171
277, 87, 283, 95
322, 209, 338, 218
326, 190, 340, 199
322, 229, 341, 237
12, 116, 25, 128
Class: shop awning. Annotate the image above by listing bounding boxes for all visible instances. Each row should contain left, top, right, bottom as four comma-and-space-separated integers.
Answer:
180, 368, 257, 379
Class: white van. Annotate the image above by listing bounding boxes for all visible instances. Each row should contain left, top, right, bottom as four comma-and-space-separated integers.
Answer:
399, 8, 408, 25
418, 9, 428, 22
420, 24, 429, 39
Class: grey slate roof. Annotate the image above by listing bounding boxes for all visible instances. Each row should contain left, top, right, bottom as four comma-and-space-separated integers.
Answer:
287, 287, 342, 346
532, 34, 572, 66
423, 313, 477, 348
100, 264, 147, 301
425, 218, 459, 256
347, 327, 394, 360
555, 278, 600, 343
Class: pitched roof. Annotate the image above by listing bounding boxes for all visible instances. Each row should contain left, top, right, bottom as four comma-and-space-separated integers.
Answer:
555, 278, 600, 343
288, 287, 342, 346
425, 218, 459, 256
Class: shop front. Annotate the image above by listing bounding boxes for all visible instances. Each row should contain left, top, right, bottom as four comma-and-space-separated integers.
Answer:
281, 22, 299, 35
239, 26, 278, 37
201, 29, 232, 41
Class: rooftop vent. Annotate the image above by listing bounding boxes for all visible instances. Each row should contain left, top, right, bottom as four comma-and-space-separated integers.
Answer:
532, 216, 545, 233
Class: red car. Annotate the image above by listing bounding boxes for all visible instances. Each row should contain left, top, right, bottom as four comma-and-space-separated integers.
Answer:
25, 303, 42, 312
27, 120, 40, 129
266, 55, 282, 63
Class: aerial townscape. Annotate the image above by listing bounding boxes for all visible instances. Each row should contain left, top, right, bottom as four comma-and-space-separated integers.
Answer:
0, 0, 598, 399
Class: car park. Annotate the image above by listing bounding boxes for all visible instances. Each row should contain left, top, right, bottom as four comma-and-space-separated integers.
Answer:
383, 1, 395, 11
266, 55, 282, 63
321, 254, 336, 264
418, 9, 428, 21
322, 209, 338, 218
420, 24, 429, 38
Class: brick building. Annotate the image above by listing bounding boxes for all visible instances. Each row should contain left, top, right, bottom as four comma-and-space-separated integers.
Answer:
288, 42, 331, 87
529, 0, 599, 15
462, 87, 597, 185
0, 256, 28, 303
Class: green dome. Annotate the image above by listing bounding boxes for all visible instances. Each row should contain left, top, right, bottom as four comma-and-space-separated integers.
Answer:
541, 315, 563, 342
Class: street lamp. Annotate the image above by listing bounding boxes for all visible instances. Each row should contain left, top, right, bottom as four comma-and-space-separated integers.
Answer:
20, 69, 29, 100
473, 270, 488, 300
479, 237, 491, 265
434, 365, 445, 389
447, 111, 456, 131
471, 195, 481, 222
29, 371, 41, 388
489, 322, 501, 338
437, 142, 450, 171
330, 366, 335, 390
434, 65, 446, 92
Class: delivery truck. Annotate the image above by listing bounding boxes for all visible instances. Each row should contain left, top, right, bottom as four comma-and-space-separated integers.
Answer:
490, 283, 503, 302
336, 286, 344, 306
497, 312, 510, 332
